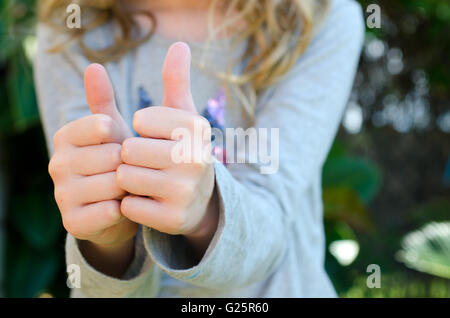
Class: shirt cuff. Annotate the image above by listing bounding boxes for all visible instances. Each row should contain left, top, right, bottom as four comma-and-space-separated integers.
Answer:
65, 231, 161, 297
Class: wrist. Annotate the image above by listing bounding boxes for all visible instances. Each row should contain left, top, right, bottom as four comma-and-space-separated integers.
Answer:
86, 236, 135, 253
184, 188, 219, 259
79, 236, 136, 278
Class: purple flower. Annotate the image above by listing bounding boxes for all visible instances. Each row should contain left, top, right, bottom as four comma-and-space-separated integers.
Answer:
203, 88, 227, 165
204, 88, 226, 129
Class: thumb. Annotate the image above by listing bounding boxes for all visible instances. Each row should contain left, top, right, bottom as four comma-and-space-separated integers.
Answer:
84, 63, 132, 138
162, 42, 197, 114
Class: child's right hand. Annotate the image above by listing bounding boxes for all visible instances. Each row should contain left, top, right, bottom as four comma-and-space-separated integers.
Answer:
49, 64, 137, 248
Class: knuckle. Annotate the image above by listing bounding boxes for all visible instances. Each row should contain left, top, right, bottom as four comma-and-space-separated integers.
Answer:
52, 129, 65, 148
132, 110, 146, 133
62, 214, 81, 237
54, 183, 70, 205
121, 138, 137, 163
109, 143, 122, 167
199, 116, 211, 132
114, 183, 127, 198
48, 154, 66, 178
108, 173, 126, 197
185, 115, 199, 131
170, 209, 187, 233
115, 164, 127, 187
186, 115, 211, 136
104, 200, 121, 222
93, 114, 114, 139
120, 196, 134, 217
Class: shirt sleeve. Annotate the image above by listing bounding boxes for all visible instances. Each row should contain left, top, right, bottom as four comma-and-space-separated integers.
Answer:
34, 23, 90, 155
66, 231, 161, 298
34, 23, 160, 297
142, 0, 365, 290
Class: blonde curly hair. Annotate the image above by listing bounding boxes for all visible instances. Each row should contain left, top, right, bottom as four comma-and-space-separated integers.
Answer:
38, 0, 330, 115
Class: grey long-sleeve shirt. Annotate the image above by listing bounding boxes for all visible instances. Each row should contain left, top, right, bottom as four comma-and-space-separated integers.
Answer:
34, 0, 364, 297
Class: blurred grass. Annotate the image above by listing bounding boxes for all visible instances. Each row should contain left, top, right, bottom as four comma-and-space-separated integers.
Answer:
342, 273, 450, 298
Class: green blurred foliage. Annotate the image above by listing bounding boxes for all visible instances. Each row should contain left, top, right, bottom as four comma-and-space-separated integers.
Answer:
325, 0, 450, 297
342, 273, 450, 298
397, 222, 450, 279
1, 0, 66, 297
0, 0, 449, 297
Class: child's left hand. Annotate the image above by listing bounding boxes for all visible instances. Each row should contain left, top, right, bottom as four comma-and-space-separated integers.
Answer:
116, 43, 219, 253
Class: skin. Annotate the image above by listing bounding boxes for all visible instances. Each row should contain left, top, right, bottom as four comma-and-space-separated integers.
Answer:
49, 42, 219, 277
126, 0, 243, 42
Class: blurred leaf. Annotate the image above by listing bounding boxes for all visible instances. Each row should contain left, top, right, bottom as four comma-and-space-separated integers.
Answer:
410, 198, 450, 228
323, 156, 382, 204
0, 71, 13, 133
326, 141, 348, 160
325, 221, 358, 243
397, 222, 450, 279
323, 187, 374, 231
341, 272, 450, 298
400, 0, 434, 15
7, 48, 39, 132
0, 0, 14, 60
10, 190, 62, 250
5, 241, 60, 298
0, 1, 37, 60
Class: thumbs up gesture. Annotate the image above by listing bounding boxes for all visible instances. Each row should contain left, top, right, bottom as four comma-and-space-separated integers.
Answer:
49, 42, 218, 264
117, 43, 218, 254
48, 64, 139, 252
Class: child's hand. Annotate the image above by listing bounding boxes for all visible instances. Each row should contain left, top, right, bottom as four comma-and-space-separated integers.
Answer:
49, 64, 138, 248
117, 43, 219, 253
